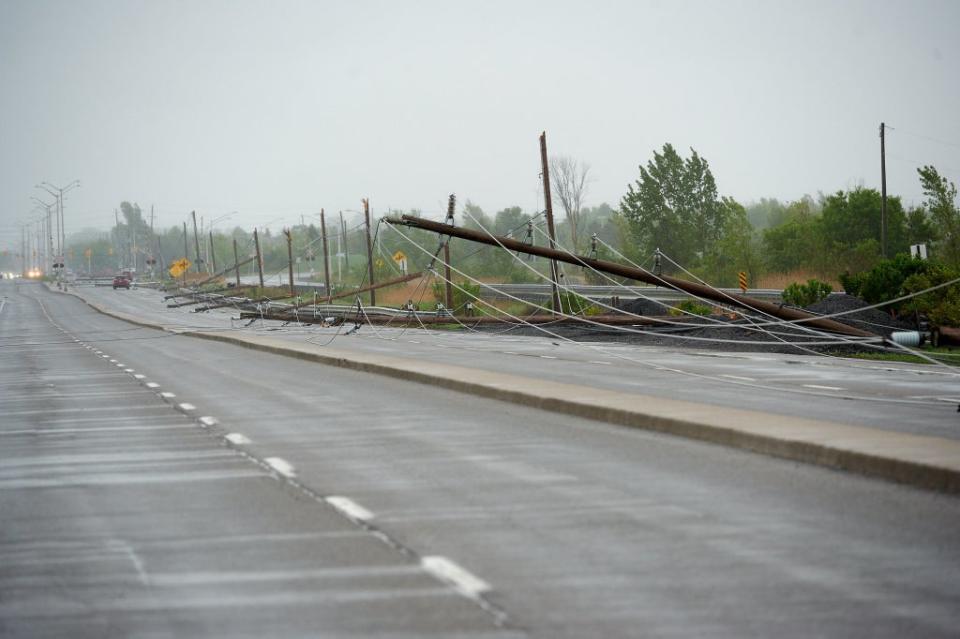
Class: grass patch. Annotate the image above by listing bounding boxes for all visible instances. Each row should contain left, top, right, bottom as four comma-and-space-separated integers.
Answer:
835, 346, 960, 365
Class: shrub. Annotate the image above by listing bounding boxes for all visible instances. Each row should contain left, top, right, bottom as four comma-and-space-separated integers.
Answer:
430, 280, 481, 311
670, 299, 712, 316
840, 254, 929, 310
901, 263, 960, 327
782, 279, 833, 307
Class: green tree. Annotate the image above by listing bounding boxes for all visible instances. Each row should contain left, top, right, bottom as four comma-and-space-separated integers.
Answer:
701, 198, 762, 286
905, 206, 936, 247
619, 143, 728, 271
762, 198, 822, 272
917, 165, 960, 268
820, 187, 907, 263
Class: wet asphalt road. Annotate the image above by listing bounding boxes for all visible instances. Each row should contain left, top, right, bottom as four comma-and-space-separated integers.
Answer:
3, 279, 960, 638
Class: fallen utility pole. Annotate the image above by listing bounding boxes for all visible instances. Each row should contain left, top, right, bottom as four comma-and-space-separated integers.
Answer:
327, 271, 422, 303
277, 271, 425, 312
385, 215, 876, 338
190, 255, 257, 289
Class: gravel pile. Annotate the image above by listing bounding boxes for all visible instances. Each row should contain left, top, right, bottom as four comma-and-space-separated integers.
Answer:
805, 293, 914, 337
616, 297, 673, 316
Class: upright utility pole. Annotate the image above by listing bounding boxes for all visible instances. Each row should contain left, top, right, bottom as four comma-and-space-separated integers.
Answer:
233, 239, 241, 288
320, 209, 331, 299
880, 122, 888, 259
443, 193, 456, 310
363, 198, 376, 306
539, 131, 563, 313
283, 228, 295, 297
149, 205, 156, 278
116, 210, 122, 269
182, 222, 189, 286
253, 228, 265, 289
208, 230, 217, 272
341, 211, 349, 269
191, 210, 203, 273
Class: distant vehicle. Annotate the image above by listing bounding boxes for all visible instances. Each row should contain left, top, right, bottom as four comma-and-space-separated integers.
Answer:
112, 275, 131, 289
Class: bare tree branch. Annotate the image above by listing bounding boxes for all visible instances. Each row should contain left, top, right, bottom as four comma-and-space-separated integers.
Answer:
549, 155, 591, 251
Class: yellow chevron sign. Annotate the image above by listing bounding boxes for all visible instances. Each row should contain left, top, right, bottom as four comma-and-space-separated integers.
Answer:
169, 258, 192, 278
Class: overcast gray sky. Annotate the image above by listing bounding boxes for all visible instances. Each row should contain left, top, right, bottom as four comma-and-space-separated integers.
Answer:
2, 0, 958, 248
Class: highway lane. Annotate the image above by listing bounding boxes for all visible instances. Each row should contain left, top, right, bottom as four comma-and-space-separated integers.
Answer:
0, 280, 517, 638
26, 281, 960, 638
77, 284, 960, 440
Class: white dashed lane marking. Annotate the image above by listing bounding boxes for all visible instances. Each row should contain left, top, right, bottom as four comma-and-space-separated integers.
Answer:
421, 556, 490, 598
264, 457, 296, 478
326, 496, 375, 522
803, 384, 845, 391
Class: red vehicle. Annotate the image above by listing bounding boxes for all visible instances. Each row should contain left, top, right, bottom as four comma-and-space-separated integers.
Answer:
112, 275, 131, 289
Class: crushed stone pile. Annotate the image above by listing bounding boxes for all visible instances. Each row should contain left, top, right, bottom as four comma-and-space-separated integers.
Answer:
805, 293, 914, 337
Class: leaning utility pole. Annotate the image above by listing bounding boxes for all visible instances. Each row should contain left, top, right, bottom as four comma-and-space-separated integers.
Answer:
880, 122, 888, 259
539, 131, 563, 314
191, 210, 203, 273
320, 208, 331, 299
182, 222, 189, 286
443, 193, 456, 310
253, 228, 265, 290
283, 228, 295, 297
387, 215, 877, 338
363, 198, 376, 306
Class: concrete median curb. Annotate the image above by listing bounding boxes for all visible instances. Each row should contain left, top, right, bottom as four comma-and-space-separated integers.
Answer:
55, 284, 960, 495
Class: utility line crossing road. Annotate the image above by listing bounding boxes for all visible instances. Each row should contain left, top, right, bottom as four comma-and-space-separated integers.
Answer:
77, 284, 959, 439
3, 280, 960, 637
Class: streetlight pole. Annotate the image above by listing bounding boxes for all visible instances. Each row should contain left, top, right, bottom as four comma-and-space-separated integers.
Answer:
36, 180, 79, 280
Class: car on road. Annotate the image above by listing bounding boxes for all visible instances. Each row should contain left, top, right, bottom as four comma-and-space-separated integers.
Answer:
112, 275, 131, 289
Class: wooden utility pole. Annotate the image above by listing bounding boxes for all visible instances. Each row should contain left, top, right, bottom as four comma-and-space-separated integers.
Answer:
539, 131, 563, 314
880, 122, 888, 259
341, 211, 349, 270
363, 198, 376, 306
233, 238, 241, 287
388, 215, 877, 338
209, 230, 217, 272
443, 193, 456, 310
191, 211, 203, 273
320, 208, 331, 300
283, 228, 295, 297
181, 221, 189, 287
253, 228, 265, 290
